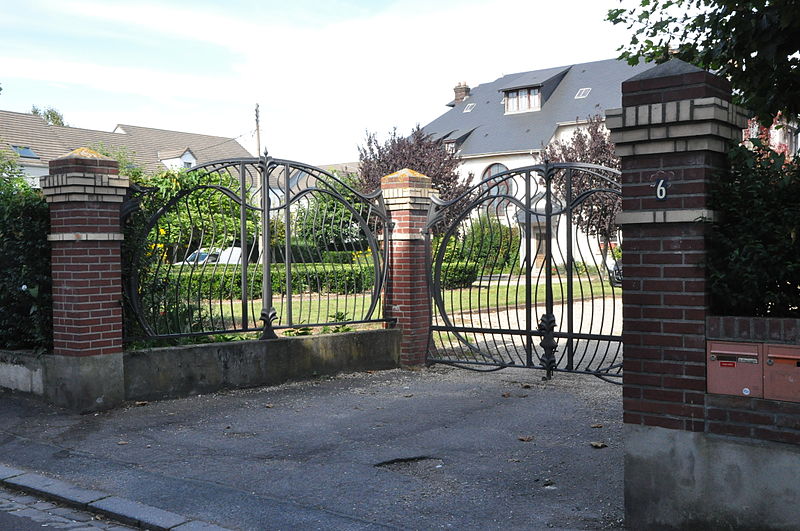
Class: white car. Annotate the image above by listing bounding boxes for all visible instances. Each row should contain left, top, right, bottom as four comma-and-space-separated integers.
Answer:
176, 247, 242, 266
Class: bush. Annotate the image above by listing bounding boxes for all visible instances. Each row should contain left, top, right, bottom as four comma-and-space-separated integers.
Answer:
322, 251, 353, 264
462, 215, 520, 269
154, 263, 376, 300
438, 262, 479, 289
709, 141, 800, 316
0, 174, 52, 350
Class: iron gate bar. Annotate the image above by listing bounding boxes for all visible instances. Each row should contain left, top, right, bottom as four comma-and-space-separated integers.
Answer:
424, 161, 623, 380
122, 154, 392, 342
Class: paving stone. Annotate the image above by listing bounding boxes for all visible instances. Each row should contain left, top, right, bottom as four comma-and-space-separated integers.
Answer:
31, 500, 58, 510
5, 473, 109, 506
49, 506, 96, 522
173, 520, 235, 531
90, 496, 188, 530
0, 464, 24, 480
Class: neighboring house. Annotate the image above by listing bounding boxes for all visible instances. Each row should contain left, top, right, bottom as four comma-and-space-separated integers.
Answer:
0, 110, 252, 185
422, 58, 655, 271
421, 58, 653, 184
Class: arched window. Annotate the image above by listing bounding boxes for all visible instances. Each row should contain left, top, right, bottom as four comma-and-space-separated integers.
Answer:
481, 163, 510, 215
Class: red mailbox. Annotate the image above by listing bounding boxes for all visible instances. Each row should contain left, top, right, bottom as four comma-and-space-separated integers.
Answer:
764, 344, 800, 402
707, 341, 763, 398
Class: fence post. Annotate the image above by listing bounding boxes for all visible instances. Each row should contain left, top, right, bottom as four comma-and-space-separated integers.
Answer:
381, 169, 435, 366
41, 147, 128, 411
605, 60, 800, 528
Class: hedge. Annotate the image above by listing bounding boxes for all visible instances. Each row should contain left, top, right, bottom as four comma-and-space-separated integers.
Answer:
141, 263, 377, 300
0, 175, 52, 350
438, 262, 479, 289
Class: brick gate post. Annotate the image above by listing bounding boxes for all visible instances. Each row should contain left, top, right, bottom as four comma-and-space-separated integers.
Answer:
381, 169, 435, 366
605, 60, 800, 528
41, 148, 128, 411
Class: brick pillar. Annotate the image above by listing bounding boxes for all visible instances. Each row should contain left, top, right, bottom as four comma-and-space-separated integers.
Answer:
41, 147, 128, 411
607, 60, 770, 528
381, 169, 435, 366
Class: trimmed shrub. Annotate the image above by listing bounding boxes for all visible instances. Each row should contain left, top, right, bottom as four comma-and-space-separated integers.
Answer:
0, 175, 52, 349
438, 262, 479, 289
321, 251, 354, 264
462, 215, 520, 269
154, 263, 376, 300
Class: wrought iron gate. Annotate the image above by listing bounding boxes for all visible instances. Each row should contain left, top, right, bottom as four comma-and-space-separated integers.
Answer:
424, 162, 623, 381
122, 154, 390, 341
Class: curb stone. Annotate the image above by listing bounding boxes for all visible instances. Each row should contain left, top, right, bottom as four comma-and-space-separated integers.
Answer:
0, 463, 232, 531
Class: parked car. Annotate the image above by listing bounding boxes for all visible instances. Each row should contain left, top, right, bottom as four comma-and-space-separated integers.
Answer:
176, 247, 242, 266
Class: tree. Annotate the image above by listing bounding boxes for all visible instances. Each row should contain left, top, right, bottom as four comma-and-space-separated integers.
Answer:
358, 126, 471, 202
541, 115, 620, 239
31, 105, 66, 126
607, 0, 800, 125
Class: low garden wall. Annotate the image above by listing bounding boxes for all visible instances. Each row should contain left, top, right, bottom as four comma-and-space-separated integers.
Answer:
0, 329, 400, 404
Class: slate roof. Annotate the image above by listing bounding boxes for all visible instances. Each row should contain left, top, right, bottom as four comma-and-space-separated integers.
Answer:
422, 58, 654, 157
0, 110, 252, 174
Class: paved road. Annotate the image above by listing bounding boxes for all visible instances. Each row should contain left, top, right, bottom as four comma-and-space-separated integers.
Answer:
0, 365, 623, 530
0, 485, 135, 530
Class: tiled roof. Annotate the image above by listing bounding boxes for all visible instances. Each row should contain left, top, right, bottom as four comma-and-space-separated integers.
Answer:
0, 110, 252, 174
422, 58, 655, 157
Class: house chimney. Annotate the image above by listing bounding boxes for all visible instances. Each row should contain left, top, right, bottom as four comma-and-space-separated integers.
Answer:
453, 82, 470, 104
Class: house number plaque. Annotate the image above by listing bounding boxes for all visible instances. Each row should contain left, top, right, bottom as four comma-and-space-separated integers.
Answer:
650, 170, 673, 201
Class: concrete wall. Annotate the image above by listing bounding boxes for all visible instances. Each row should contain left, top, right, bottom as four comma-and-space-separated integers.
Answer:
626, 424, 800, 530
0, 329, 400, 404
124, 329, 400, 401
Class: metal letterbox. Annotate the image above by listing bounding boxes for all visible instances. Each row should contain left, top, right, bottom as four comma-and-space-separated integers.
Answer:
764, 344, 800, 402
707, 341, 763, 398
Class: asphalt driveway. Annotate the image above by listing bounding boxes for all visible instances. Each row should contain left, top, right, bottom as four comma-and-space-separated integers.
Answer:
0, 365, 623, 530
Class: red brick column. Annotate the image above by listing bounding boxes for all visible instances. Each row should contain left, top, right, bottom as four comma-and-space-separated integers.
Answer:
381, 169, 435, 366
604, 61, 800, 529
41, 147, 128, 411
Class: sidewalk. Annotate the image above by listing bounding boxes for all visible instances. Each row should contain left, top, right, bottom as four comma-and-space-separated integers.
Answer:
0, 366, 623, 530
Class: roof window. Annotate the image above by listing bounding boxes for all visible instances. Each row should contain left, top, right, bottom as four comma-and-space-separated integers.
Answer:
11, 146, 39, 159
463, 103, 476, 113
574, 88, 592, 99
504, 87, 541, 114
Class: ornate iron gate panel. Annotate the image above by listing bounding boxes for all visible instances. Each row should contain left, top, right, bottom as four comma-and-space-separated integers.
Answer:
425, 162, 623, 381
123, 155, 390, 341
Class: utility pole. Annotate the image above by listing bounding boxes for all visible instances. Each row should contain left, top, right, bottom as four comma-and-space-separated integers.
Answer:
255, 103, 261, 156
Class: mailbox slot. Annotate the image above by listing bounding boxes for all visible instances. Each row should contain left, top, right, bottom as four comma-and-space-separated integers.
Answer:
707, 341, 763, 398
764, 344, 800, 402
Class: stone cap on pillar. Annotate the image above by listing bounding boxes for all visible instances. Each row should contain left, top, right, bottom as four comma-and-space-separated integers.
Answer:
621, 58, 732, 106
41, 147, 128, 203
380, 168, 438, 211
606, 61, 749, 157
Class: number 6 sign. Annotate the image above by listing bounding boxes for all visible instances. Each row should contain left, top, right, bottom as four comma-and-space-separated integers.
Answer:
650, 170, 673, 201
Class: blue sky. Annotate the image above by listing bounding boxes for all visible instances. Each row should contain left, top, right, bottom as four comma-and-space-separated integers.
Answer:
0, 0, 638, 163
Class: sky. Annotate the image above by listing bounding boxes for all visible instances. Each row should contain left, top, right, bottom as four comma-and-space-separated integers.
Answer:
0, 0, 639, 164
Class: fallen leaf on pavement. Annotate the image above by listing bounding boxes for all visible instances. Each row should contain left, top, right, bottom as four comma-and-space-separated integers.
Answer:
502, 393, 511, 398
117, 441, 128, 445
518, 436, 534, 442
265, 404, 274, 408
134, 401, 149, 407
591, 423, 603, 428
521, 384, 532, 389
590, 441, 607, 449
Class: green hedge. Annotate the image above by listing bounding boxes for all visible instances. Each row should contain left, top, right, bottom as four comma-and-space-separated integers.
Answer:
438, 262, 479, 289
321, 251, 353, 264
0, 175, 52, 350
147, 263, 376, 299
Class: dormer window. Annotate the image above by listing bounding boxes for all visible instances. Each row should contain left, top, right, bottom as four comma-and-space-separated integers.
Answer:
504, 87, 541, 114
